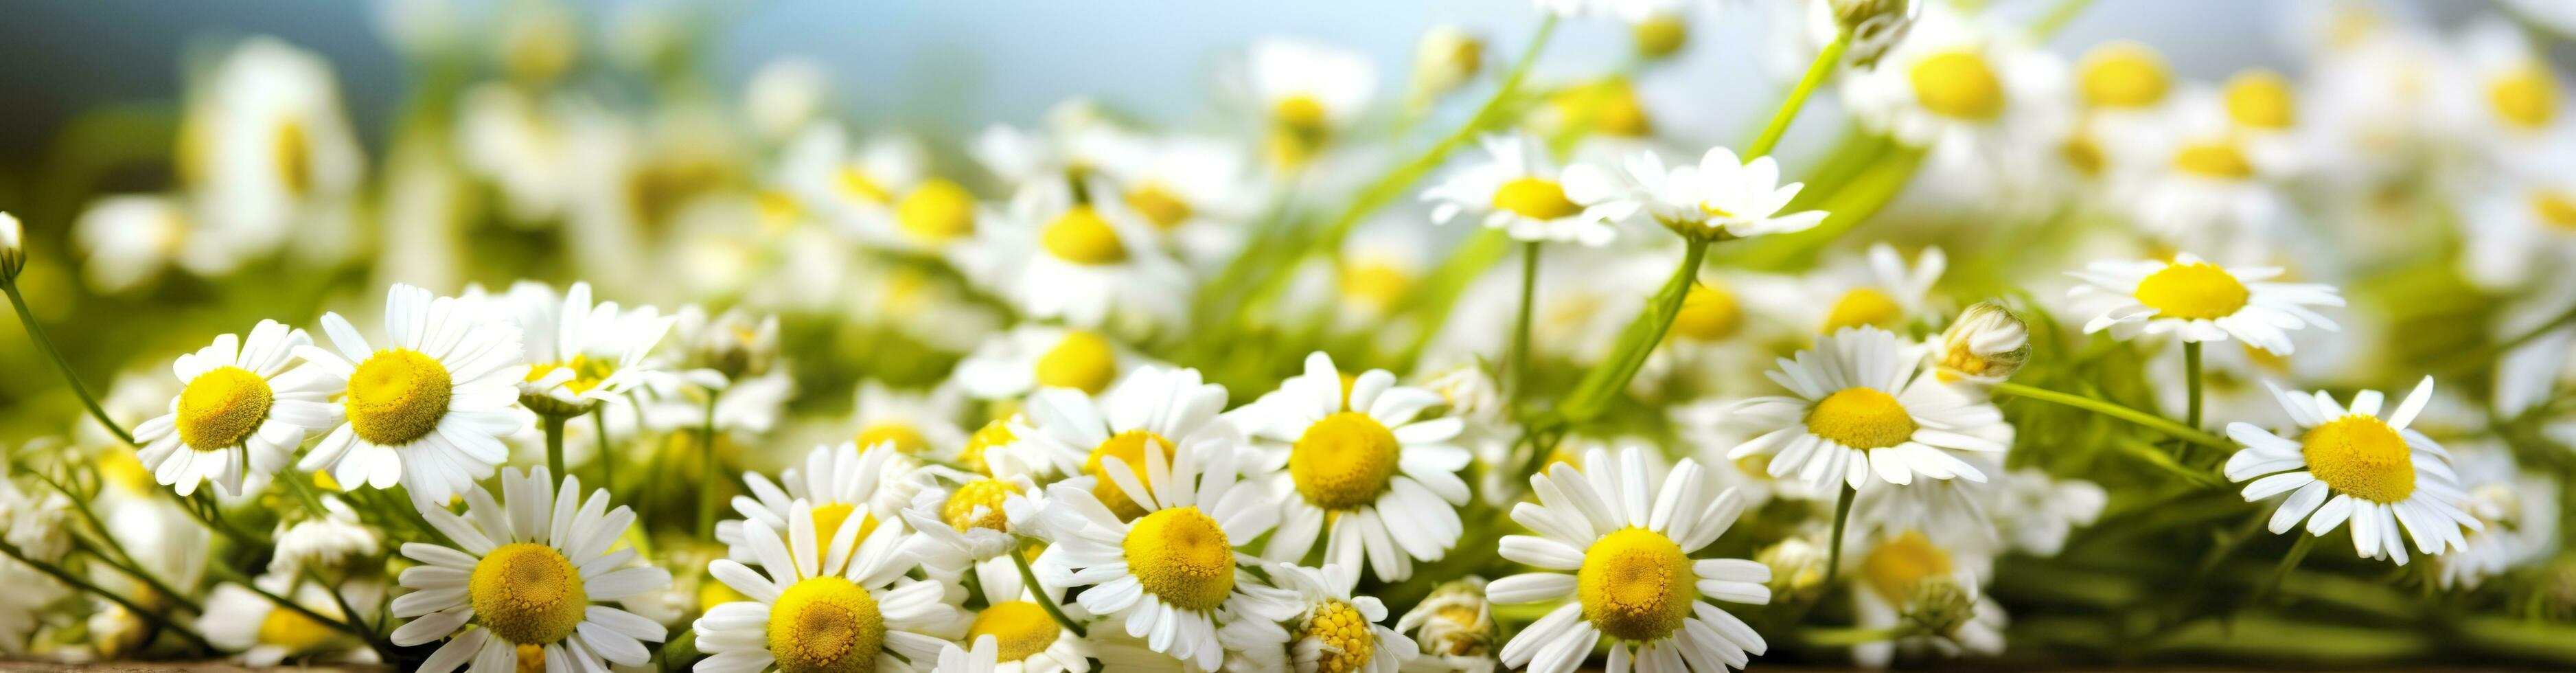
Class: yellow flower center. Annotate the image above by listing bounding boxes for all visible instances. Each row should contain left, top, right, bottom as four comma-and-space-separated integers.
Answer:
1290, 411, 1402, 511
768, 577, 886, 673
836, 166, 891, 205
275, 120, 312, 196
1041, 205, 1128, 265
1807, 388, 1916, 450
967, 601, 1061, 663
2531, 190, 2576, 231
2062, 135, 2107, 176
1491, 177, 1581, 220
516, 644, 547, 673
468, 543, 588, 646
1576, 527, 1695, 641
1822, 287, 1903, 333
941, 479, 1016, 533
2132, 262, 2249, 321
807, 503, 878, 558
1274, 95, 1330, 135
895, 179, 976, 244
2301, 415, 2416, 503
1125, 183, 1195, 231
1299, 600, 1377, 673
2172, 141, 2255, 179
1339, 262, 1414, 314
176, 366, 274, 449
2489, 64, 2560, 129
854, 423, 929, 455
526, 353, 617, 396
1036, 331, 1118, 395
1670, 283, 1742, 342
255, 597, 340, 652
1550, 80, 1653, 137
1633, 14, 1688, 59
2078, 43, 2170, 109
1086, 431, 1175, 521
1860, 531, 1952, 605
1910, 51, 2006, 121
346, 349, 453, 446
959, 418, 1016, 475
2224, 69, 2297, 129
1123, 507, 1236, 612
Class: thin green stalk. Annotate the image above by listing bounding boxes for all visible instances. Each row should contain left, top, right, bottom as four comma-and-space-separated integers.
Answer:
1745, 31, 1848, 159
2031, 0, 2098, 38
697, 389, 724, 538
2183, 341, 2204, 429
2493, 301, 2576, 354
69, 536, 202, 615
1, 278, 132, 444
29, 468, 133, 566
1559, 238, 1710, 424
206, 560, 378, 651
1822, 481, 1856, 587
1010, 546, 1087, 638
1803, 624, 1920, 647
2247, 533, 2314, 607
1991, 382, 2230, 450
1506, 242, 1542, 406
595, 407, 614, 490
544, 413, 570, 479
279, 466, 332, 518
0, 540, 214, 651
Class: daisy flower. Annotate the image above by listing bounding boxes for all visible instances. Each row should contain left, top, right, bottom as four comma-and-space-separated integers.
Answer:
199, 575, 374, 665
777, 125, 967, 252
1841, 531, 2006, 668
70, 194, 218, 293
851, 380, 969, 459
1394, 577, 1499, 673
2434, 445, 2559, 589
297, 284, 529, 508
2443, 18, 2567, 155
1010, 366, 1245, 520
693, 501, 966, 673
1087, 133, 1257, 271
1423, 132, 1621, 247
1725, 326, 2011, 492
1246, 563, 1418, 673
981, 180, 1191, 334
1488, 447, 1770, 673
1739, 242, 1945, 337
133, 319, 341, 497
391, 467, 671, 673
182, 36, 365, 262
717, 442, 920, 566
1237, 352, 1471, 582
2459, 150, 2576, 292
2121, 96, 2296, 255
1839, 5, 2066, 172
1035, 422, 1297, 670
1576, 146, 1829, 241
944, 586, 1094, 673
269, 495, 381, 577
897, 466, 1048, 601
2067, 253, 2343, 354
1929, 302, 2029, 386
954, 325, 1151, 400
2223, 377, 2481, 564
503, 280, 676, 415
1249, 38, 1375, 166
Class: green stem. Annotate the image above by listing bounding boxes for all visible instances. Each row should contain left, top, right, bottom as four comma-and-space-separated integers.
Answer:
697, 388, 724, 538
544, 413, 569, 480
595, 407, 614, 491
1745, 31, 1848, 159
2496, 301, 2576, 354
1991, 382, 2231, 450
280, 466, 332, 518
69, 536, 201, 615
1823, 481, 1856, 587
2030, 0, 2099, 38
1, 278, 132, 444
2248, 533, 2314, 607
1559, 238, 1710, 424
1506, 242, 1542, 406
1010, 546, 1087, 638
2183, 341, 2204, 429
1803, 624, 1920, 647
0, 540, 214, 651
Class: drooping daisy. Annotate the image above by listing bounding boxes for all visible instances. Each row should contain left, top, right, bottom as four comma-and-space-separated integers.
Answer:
1248, 38, 1376, 166
981, 181, 1192, 334
297, 284, 529, 508
954, 324, 1153, 401
717, 442, 920, 565
2067, 253, 2343, 354
1237, 352, 1471, 582
1488, 447, 1770, 673
1575, 146, 1830, 241
1009, 366, 1245, 520
133, 319, 341, 497
693, 501, 967, 673
501, 281, 674, 416
1841, 530, 2007, 668
2223, 377, 2481, 564
1245, 562, 1418, 673
1423, 132, 1621, 247
391, 467, 671, 673
199, 575, 376, 665
1725, 326, 2011, 492
1036, 424, 1298, 670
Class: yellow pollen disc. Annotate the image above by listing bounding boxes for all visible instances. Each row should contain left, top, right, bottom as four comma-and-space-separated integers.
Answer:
1821, 287, 1903, 333
2489, 64, 2560, 129
2062, 135, 2107, 176
2301, 415, 2416, 503
1290, 412, 1403, 511
698, 575, 749, 613
526, 353, 617, 396
854, 423, 930, 455
941, 479, 1016, 532
895, 179, 977, 244
1551, 80, 1654, 137
1806, 388, 1916, 450
1577, 527, 1695, 641
2078, 42, 2171, 109
1274, 95, 1330, 135
1041, 205, 1128, 265
1339, 262, 1414, 314
275, 120, 312, 196
1300, 600, 1377, 673
1860, 531, 1952, 605
514, 643, 547, 673
256, 599, 340, 652
1733, 454, 1773, 480
2133, 262, 2249, 321
967, 601, 1061, 663
1337, 373, 1359, 411
2531, 190, 2576, 231
2172, 141, 2255, 179
1910, 51, 2006, 121
1490, 177, 1581, 220
1086, 431, 1175, 521
836, 166, 890, 205
768, 577, 886, 673
959, 418, 1016, 475
2224, 69, 2298, 129
1122, 507, 1236, 612
757, 191, 805, 232
809, 503, 877, 554
1036, 330, 1118, 395
176, 366, 274, 450
468, 543, 588, 646
1125, 183, 1195, 231
1633, 14, 1688, 59
1670, 283, 1742, 342
346, 349, 454, 446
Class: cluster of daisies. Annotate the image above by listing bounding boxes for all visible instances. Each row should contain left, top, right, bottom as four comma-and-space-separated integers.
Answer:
3, 0, 2575, 670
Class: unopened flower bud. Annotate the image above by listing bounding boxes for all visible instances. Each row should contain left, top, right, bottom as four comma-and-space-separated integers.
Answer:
1935, 301, 2029, 385
1758, 536, 1830, 602
0, 211, 21, 283
1829, 0, 1920, 68
1901, 576, 1976, 637
1634, 14, 1689, 60
1398, 576, 1497, 660
676, 306, 779, 384
1414, 25, 1485, 97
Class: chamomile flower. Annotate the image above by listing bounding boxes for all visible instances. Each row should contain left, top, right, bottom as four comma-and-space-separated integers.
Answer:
983, 181, 1191, 335
1394, 577, 1498, 673
2067, 253, 2343, 354
1840, 5, 2067, 190
1249, 38, 1376, 166
71, 194, 214, 293
297, 284, 529, 508
1488, 448, 1770, 673
717, 442, 919, 566
1088, 134, 1258, 271
947, 591, 1094, 673
849, 381, 970, 460
391, 467, 671, 673
693, 501, 967, 673
1725, 326, 2011, 492
778, 125, 956, 251
2124, 97, 2296, 255
1238, 352, 1472, 582
132, 319, 340, 497
1423, 132, 1621, 247
1742, 243, 1946, 337
1010, 366, 1245, 519
1578, 146, 1830, 241
181, 36, 365, 262
200, 575, 373, 665
1929, 301, 2029, 386
503, 280, 676, 415
1242, 563, 1418, 673
1842, 531, 2005, 668
897, 466, 1046, 598
270, 496, 381, 578
2460, 150, 2576, 291
2435, 445, 2559, 589
954, 325, 1152, 400
2223, 377, 2481, 564
2444, 18, 2568, 155
1036, 423, 1298, 670
1988, 469, 2106, 557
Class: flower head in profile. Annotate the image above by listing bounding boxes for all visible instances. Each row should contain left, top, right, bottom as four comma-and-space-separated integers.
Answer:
1931, 301, 2030, 385
134, 319, 341, 497
1250, 38, 1376, 166
503, 280, 676, 415
2069, 253, 2343, 354
1576, 146, 1830, 241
